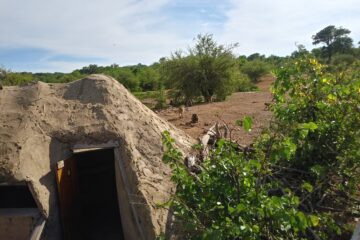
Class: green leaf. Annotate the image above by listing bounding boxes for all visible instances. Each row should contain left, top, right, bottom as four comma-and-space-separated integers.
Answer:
249, 160, 261, 170
252, 225, 260, 233
228, 206, 235, 214
281, 138, 297, 160
203, 229, 222, 240
310, 165, 326, 177
309, 215, 319, 227
296, 212, 308, 230
301, 182, 313, 192
327, 93, 337, 101
236, 203, 246, 212
299, 129, 309, 139
243, 116, 253, 132
299, 122, 318, 131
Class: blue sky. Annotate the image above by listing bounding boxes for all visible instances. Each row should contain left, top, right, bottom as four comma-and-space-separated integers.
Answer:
0, 0, 359, 73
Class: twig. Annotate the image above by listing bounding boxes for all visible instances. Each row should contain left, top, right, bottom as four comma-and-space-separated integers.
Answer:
271, 165, 311, 175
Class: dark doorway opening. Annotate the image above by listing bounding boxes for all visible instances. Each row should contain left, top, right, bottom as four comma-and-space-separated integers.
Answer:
0, 184, 37, 208
56, 148, 124, 240
0, 183, 44, 240
76, 149, 124, 239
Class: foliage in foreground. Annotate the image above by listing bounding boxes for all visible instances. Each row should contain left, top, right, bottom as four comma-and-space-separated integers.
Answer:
162, 132, 321, 239
269, 57, 360, 236
160, 57, 360, 239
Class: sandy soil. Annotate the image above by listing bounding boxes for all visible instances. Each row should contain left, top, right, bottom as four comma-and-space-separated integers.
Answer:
157, 75, 275, 145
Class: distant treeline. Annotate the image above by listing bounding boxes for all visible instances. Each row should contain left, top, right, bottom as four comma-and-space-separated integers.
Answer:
0, 63, 162, 92
1, 25, 359, 98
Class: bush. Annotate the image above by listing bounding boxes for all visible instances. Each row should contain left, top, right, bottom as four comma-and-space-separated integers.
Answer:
155, 85, 167, 109
332, 53, 356, 66
330, 53, 357, 72
240, 60, 270, 83
160, 56, 359, 239
272, 57, 360, 227
231, 71, 257, 92
2, 72, 34, 85
161, 132, 320, 239
161, 34, 238, 103
138, 67, 160, 91
114, 69, 140, 91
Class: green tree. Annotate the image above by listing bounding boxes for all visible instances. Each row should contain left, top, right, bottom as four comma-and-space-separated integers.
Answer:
115, 69, 139, 91
1, 72, 34, 85
240, 60, 270, 83
312, 25, 353, 62
265, 55, 285, 68
79, 64, 100, 74
138, 67, 160, 91
237, 55, 248, 67
247, 53, 265, 61
291, 44, 309, 59
161, 34, 238, 103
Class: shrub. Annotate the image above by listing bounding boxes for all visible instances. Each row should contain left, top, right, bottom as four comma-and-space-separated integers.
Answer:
115, 69, 140, 91
161, 34, 238, 103
240, 60, 270, 83
231, 71, 257, 92
161, 132, 320, 239
330, 53, 356, 72
2, 72, 34, 85
160, 56, 359, 239
155, 85, 167, 109
271, 58, 360, 231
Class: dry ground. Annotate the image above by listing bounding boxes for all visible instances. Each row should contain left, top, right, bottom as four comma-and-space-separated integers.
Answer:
157, 75, 275, 145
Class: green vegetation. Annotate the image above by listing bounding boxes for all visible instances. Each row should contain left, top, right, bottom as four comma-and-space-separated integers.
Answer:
312, 25, 353, 63
162, 132, 312, 239
155, 84, 167, 109
1, 24, 359, 239
240, 60, 270, 83
0, 63, 162, 92
0, 34, 270, 106
161, 56, 360, 239
132, 90, 160, 100
1, 26, 360, 109
161, 34, 240, 103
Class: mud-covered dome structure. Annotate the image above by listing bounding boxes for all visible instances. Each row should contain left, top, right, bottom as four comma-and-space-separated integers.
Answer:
0, 74, 193, 240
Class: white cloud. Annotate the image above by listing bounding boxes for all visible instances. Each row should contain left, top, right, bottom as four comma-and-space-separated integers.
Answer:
0, 0, 359, 71
0, 0, 189, 70
220, 0, 360, 56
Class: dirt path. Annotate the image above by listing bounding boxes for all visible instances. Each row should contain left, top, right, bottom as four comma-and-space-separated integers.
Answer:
157, 75, 274, 145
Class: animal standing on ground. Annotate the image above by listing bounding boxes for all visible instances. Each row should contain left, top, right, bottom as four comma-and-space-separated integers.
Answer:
178, 106, 185, 118
191, 113, 199, 123
264, 97, 276, 110
264, 102, 271, 110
